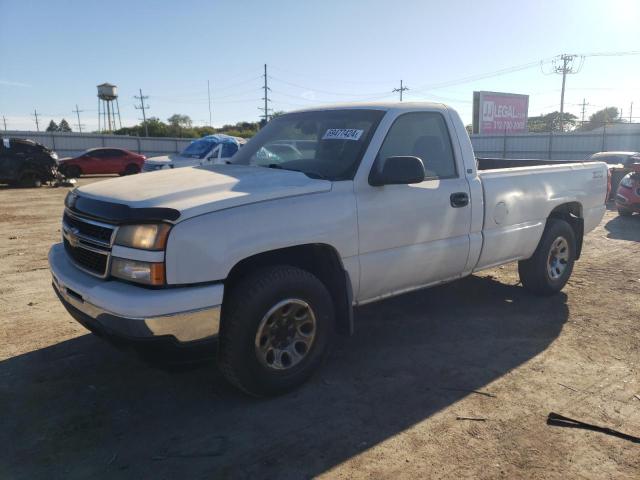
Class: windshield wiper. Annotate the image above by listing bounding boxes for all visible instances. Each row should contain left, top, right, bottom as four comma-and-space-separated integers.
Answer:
266, 164, 327, 180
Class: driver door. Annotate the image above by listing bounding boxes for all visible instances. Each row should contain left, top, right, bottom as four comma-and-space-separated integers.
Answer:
355, 111, 472, 302
201, 144, 221, 166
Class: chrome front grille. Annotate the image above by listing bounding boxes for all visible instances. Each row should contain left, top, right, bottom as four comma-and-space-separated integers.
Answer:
62, 210, 117, 277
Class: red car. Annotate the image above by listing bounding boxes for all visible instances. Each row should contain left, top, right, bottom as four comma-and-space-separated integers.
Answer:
59, 148, 145, 177
615, 161, 640, 216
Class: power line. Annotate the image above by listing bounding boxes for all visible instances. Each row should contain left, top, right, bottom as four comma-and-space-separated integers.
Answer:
392, 80, 409, 102
32, 109, 40, 132
134, 89, 150, 137
269, 65, 397, 86
207, 80, 212, 127
269, 75, 389, 97
580, 98, 589, 127
258, 64, 272, 124
552, 54, 583, 132
72, 104, 84, 133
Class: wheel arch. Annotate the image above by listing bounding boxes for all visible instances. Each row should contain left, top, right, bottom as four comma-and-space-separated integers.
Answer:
547, 201, 584, 259
223, 244, 354, 336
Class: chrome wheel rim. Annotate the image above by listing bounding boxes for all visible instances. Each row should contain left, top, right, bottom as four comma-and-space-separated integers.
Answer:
547, 236, 569, 280
254, 299, 317, 371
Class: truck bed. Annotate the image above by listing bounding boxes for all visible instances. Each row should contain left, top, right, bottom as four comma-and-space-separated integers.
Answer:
477, 157, 598, 170
472, 159, 607, 272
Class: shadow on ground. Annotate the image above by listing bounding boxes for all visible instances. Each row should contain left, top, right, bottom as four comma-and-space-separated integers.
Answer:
1, 275, 568, 479
604, 214, 640, 242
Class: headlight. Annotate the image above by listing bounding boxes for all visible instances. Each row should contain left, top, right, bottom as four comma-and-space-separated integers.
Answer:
111, 258, 165, 285
115, 224, 171, 250
620, 174, 635, 188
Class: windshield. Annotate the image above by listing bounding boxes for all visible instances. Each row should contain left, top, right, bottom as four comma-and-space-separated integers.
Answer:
180, 138, 218, 159
230, 109, 385, 180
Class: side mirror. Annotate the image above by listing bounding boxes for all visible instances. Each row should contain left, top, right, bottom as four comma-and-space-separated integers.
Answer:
369, 156, 425, 186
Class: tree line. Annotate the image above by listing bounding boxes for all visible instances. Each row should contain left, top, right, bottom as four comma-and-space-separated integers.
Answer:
464, 106, 633, 135
527, 106, 628, 133
112, 113, 278, 139
46, 119, 73, 132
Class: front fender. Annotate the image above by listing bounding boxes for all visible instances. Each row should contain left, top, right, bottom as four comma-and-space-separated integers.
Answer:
164, 184, 358, 285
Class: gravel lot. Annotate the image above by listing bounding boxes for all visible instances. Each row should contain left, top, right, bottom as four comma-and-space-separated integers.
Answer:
1, 177, 639, 479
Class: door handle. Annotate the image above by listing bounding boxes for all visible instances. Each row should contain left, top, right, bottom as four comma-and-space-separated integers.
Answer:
450, 192, 469, 208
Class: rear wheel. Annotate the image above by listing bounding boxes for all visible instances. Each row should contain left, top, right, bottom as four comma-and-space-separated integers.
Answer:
123, 163, 140, 175
518, 218, 576, 296
617, 207, 633, 217
65, 165, 82, 178
218, 265, 333, 396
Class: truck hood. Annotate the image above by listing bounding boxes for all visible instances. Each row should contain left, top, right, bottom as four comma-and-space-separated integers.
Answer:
74, 164, 332, 221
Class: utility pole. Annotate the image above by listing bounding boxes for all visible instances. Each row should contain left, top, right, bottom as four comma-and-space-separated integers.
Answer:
580, 98, 589, 128
32, 109, 40, 132
553, 54, 580, 132
134, 89, 150, 137
392, 80, 409, 102
258, 64, 272, 125
2, 116, 6, 131
630, 102, 633, 123
207, 80, 213, 127
72, 104, 84, 133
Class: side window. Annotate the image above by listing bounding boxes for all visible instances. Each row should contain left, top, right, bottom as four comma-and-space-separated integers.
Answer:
209, 145, 221, 159
377, 112, 457, 179
221, 143, 238, 158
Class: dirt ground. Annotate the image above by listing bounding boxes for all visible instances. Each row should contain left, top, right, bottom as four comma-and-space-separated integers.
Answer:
1, 177, 639, 479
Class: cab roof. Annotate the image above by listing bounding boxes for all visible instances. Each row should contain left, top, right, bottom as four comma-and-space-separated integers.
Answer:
286, 101, 448, 114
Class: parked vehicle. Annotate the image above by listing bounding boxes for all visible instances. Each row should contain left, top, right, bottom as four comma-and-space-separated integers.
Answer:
58, 148, 145, 177
588, 151, 640, 199
0, 137, 59, 187
614, 160, 640, 216
142, 134, 246, 171
49, 103, 607, 396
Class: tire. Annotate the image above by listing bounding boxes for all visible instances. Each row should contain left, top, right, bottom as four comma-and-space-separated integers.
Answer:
66, 165, 81, 178
617, 207, 633, 217
123, 163, 140, 175
518, 218, 576, 296
18, 171, 42, 188
218, 265, 334, 397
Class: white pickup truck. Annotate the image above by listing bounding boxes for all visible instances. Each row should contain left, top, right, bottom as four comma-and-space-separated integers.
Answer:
49, 102, 607, 396
142, 134, 246, 171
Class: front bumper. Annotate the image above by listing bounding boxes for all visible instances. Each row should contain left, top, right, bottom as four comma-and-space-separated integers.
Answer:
49, 243, 223, 345
615, 189, 640, 211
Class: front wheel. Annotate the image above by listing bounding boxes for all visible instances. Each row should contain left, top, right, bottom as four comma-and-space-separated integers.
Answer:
218, 266, 334, 396
617, 207, 633, 217
518, 218, 576, 296
18, 171, 42, 188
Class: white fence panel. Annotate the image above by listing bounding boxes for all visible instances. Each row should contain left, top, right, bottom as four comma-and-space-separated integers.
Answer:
3, 131, 194, 158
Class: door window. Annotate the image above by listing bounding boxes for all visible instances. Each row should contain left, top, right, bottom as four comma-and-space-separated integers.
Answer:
377, 112, 457, 179
221, 142, 238, 158
209, 145, 221, 159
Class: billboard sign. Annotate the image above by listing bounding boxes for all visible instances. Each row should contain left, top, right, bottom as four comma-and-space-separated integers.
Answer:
472, 91, 529, 134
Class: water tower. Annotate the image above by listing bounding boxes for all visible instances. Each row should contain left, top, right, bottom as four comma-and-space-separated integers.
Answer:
97, 83, 122, 133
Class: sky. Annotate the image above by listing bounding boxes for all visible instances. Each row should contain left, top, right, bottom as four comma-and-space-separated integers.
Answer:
1, 0, 639, 132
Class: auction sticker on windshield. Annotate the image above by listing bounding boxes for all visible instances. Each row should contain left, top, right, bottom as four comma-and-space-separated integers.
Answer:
322, 129, 364, 141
